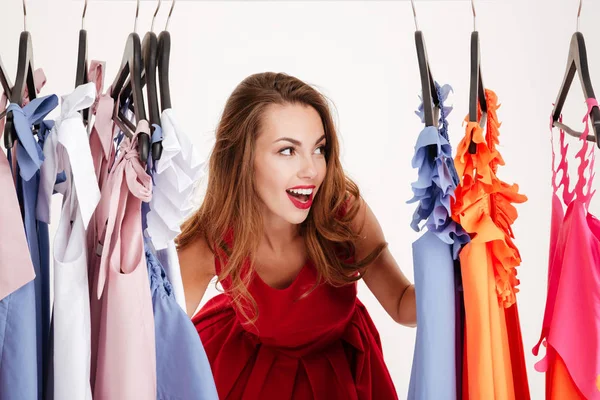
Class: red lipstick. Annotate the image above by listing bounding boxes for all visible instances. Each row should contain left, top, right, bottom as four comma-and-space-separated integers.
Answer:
286, 186, 315, 210
287, 185, 316, 190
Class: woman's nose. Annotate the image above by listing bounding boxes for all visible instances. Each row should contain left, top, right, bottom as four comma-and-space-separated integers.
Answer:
298, 155, 317, 180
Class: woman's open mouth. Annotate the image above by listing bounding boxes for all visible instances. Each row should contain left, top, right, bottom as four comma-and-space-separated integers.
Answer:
286, 187, 314, 210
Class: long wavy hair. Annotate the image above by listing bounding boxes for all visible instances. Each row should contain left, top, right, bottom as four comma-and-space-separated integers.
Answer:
176, 72, 387, 324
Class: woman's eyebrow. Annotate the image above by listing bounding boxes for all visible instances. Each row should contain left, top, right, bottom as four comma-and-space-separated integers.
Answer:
273, 134, 326, 146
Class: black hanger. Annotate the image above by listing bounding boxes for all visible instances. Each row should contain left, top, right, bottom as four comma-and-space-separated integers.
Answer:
158, 0, 175, 113
124, 3, 172, 113
142, 33, 160, 129
466, 1, 488, 154
0, 57, 13, 145
109, 31, 150, 162
76, 1, 89, 88
144, 31, 163, 161
0, 56, 14, 133
468, 30, 488, 154
76, 29, 90, 124
551, 31, 600, 146
0, 57, 12, 99
75, 30, 88, 88
415, 32, 440, 128
410, 1, 440, 128
4, 31, 37, 150
76, 1, 90, 124
120, 0, 165, 162
122, 31, 163, 161
157, 30, 171, 113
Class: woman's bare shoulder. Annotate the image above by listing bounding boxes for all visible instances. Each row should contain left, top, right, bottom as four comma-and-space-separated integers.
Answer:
178, 234, 217, 278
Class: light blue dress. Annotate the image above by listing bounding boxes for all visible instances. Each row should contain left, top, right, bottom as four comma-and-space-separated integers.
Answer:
0, 95, 58, 399
143, 125, 219, 400
407, 83, 469, 400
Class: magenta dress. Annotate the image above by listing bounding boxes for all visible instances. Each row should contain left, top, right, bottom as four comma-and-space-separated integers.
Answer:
533, 98, 600, 399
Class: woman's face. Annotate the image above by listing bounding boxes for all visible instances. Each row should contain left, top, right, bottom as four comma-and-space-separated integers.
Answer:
253, 103, 327, 226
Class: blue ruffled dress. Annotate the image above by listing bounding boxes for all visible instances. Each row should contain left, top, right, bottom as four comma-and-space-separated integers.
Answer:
407, 83, 470, 400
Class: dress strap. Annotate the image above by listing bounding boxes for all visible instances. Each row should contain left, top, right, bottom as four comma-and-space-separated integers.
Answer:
550, 97, 597, 209
95, 121, 153, 299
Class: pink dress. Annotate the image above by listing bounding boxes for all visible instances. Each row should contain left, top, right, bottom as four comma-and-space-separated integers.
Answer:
0, 67, 47, 300
0, 85, 35, 301
86, 61, 116, 391
533, 98, 600, 399
86, 62, 156, 398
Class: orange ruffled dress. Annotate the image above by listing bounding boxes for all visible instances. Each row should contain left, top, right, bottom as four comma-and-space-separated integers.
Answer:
451, 89, 530, 400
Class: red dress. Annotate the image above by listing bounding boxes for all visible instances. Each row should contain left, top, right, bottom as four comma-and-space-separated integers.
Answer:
192, 230, 398, 399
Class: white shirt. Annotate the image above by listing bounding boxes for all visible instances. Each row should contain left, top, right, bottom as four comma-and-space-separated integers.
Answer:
38, 82, 99, 400
146, 108, 205, 311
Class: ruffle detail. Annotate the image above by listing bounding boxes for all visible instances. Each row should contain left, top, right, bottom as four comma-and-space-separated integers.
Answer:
408, 82, 470, 259
415, 83, 453, 141
144, 237, 173, 297
451, 89, 527, 308
146, 109, 205, 250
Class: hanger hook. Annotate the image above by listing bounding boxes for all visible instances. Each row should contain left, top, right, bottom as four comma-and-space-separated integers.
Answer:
134, 0, 140, 33
166, 0, 176, 31
82, 0, 88, 30
471, 0, 477, 31
23, 0, 27, 31
577, 0, 582, 32
410, 0, 419, 31
151, 0, 162, 32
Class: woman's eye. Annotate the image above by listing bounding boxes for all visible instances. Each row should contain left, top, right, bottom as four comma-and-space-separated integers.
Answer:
280, 146, 326, 156
280, 147, 294, 156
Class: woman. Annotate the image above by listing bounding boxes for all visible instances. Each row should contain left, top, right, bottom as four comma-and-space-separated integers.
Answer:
177, 72, 416, 399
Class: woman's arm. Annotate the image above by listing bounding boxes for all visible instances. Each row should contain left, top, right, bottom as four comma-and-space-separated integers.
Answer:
178, 236, 216, 318
350, 196, 416, 327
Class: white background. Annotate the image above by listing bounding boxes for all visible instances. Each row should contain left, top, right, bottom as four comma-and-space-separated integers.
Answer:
3, 0, 599, 397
